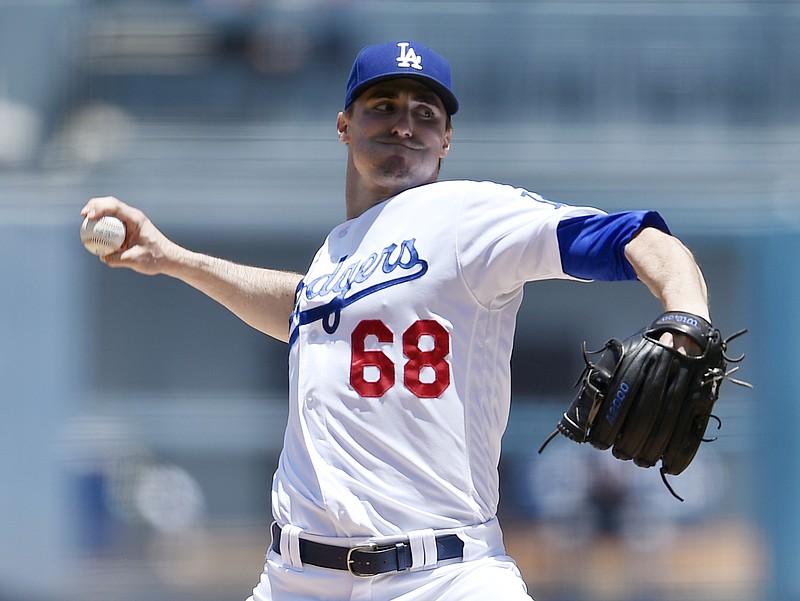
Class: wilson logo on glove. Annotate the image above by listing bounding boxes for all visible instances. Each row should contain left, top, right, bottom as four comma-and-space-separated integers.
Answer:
607, 382, 630, 426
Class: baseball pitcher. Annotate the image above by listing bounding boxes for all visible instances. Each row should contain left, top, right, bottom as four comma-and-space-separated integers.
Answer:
82, 40, 746, 601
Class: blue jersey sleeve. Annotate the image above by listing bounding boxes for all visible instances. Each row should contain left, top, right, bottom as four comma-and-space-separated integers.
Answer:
556, 210, 670, 281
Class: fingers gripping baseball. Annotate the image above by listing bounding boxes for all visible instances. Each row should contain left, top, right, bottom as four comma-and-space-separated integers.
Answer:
81, 196, 178, 275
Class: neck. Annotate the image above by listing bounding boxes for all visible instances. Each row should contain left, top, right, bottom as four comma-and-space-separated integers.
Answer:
343, 158, 439, 220
344, 181, 395, 220
343, 160, 404, 220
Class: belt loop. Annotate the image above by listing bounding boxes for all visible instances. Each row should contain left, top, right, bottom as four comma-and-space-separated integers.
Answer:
280, 524, 304, 569
407, 528, 437, 571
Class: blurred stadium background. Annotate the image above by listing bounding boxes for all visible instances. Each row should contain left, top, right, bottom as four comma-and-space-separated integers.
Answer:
0, 1, 797, 600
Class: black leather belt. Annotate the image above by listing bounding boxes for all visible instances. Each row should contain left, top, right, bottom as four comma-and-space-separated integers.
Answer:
270, 522, 464, 577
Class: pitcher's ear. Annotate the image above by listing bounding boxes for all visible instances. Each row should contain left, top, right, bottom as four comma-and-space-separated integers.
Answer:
440, 129, 453, 157
336, 112, 350, 143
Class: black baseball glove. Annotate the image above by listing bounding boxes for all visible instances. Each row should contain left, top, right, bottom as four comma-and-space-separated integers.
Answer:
539, 311, 750, 500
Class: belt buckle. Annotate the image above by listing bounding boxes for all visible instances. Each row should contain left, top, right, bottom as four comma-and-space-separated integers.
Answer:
346, 543, 378, 577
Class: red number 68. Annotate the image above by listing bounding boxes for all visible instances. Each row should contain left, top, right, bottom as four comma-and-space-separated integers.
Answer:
350, 319, 451, 399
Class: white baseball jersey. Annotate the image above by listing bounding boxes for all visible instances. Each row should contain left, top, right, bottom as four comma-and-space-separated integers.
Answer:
274, 180, 605, 538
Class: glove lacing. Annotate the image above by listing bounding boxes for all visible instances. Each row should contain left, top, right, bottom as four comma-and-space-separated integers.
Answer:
661, 329, 752, 501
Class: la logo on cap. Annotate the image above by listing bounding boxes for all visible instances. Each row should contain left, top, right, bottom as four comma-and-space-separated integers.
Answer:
396, 42, 423, 71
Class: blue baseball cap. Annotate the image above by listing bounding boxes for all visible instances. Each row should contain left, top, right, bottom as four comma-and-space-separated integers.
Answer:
344, 41, 459, 115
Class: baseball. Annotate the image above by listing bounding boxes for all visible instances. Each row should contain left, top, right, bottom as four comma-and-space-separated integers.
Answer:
80, 215, 126, 257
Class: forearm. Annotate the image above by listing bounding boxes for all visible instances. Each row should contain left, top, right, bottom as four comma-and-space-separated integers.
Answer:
624, 227, 710, 320
164, 247, 302, 342
82, 196, 303, 342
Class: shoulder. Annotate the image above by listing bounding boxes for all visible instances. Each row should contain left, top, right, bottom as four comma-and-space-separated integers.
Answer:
399, 180, 541, 214
431, 180, 577, 209
426, 179, 523, 198
396, 180, 596, 226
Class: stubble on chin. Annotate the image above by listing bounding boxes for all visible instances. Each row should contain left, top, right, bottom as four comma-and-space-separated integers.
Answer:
376, 154, 413, 179
375, 151, 441, 190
